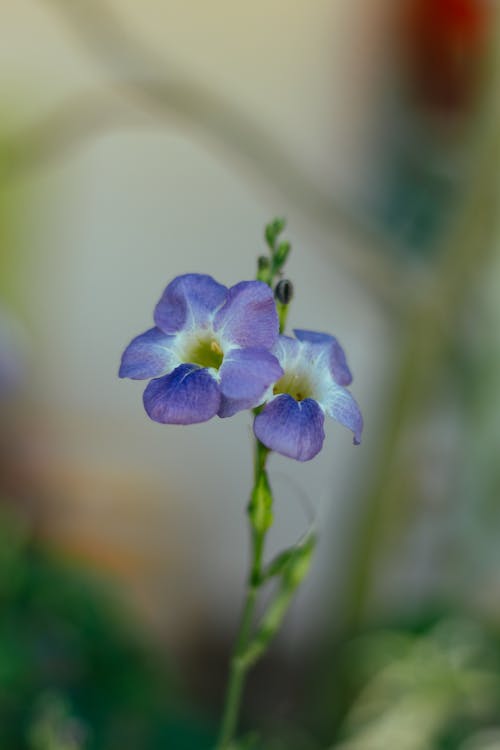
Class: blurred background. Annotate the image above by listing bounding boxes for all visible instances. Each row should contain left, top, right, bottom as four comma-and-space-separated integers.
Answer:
1, 1, 499, 748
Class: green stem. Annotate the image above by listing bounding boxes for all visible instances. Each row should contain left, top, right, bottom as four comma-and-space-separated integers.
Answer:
215, 441, 270, 749
216, 222, 301, 746
216, 586, 258, 749
238, 588, 294, 670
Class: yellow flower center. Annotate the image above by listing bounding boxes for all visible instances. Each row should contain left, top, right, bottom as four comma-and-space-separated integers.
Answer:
273, 370, 313, 402
185, 335, 224, 370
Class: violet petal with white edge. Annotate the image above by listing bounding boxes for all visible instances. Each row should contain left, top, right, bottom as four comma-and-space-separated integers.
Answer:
143, 363, 221, 424
254, 394, 325, 461
119, 327, 178, 380
154, 274, 228, 334
214, 281, 279, 349
324, 386, 363, 445
293, 329, 352, 386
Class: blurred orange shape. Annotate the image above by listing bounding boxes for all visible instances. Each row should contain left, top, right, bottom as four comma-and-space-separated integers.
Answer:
404, 0, 490, 112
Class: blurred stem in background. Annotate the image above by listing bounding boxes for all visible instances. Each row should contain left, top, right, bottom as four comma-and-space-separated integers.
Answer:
0, 132, 33, 316
342, 56, 500, 634
311, 22, 500, 743
216, 442, 271, 749
12, 0, 404, 306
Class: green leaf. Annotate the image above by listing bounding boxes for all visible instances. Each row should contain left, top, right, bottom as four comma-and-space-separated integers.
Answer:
283, 534, 317, 590
262, 549, 296, 581
274, 241, 291, 268
262, 535, 317, 584
264, 218, 286, 250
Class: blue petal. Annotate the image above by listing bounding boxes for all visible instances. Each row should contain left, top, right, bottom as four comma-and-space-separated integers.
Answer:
154, 274, 228, 334
119, 327, 178, 380
143, 364, 221, 424
254, 394, 325, 461
293, 329, 352, 386
218, 348, 283, 418
325, 387, 363, 445
293, 330, 331, 345
214, 281, 279, 349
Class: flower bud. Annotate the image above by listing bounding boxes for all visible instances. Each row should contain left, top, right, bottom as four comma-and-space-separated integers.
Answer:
248, 471, 273, 534
274, 241, 291, 268
274, 279, 293, 305
257, 255, 271, 283
265, 218, 286, 249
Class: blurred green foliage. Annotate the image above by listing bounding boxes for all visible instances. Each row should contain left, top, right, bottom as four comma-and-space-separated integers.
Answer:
334, 618, 500, 749
0, 505, 215, 750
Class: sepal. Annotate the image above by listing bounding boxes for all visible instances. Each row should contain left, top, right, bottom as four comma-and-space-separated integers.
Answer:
247, 471, 273, 534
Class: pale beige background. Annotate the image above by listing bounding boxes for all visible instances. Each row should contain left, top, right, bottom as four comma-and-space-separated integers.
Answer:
0, 0, 407, 650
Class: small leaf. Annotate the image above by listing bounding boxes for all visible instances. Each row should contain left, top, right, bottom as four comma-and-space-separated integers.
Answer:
262, 549, 296, 580
264, 218, 286, 250
274, 241, 291, 268
283, 534, 317, 590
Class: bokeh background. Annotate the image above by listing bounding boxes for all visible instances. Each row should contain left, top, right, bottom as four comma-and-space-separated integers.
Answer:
1, 1, 499, 748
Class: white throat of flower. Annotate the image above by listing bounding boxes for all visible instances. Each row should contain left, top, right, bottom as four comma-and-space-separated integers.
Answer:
273, 368, 314, 402
180, 330, 225, 371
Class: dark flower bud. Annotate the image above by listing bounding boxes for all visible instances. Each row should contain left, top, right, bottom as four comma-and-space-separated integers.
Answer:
275, 279, 293, 305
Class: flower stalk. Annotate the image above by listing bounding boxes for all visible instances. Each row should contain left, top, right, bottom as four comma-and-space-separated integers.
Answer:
216, 220, 316, 749
215, 439, 271, 750
216, 431, 317, 749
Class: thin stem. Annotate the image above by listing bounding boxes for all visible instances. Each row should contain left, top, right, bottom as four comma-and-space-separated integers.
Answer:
216, 585, 257, 749
239, 588, 294, 671
216, 442, 270, 749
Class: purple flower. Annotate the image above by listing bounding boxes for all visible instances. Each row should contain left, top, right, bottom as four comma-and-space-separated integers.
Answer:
254, 330, 363, 461
119, 274, 283, 424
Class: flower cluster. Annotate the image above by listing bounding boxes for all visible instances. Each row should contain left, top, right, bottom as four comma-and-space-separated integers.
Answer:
120, 273, 362, 460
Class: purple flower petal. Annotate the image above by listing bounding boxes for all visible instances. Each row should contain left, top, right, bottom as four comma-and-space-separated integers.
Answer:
218, 348, 283, 418
292, 330, 332, 345
119, 328, 178, 380
325, 387, 363, 445
214, 281, 279, 349
154, 274, 228, 334
254, 394, 325, 461
143, 364, 221, 424
294, 329, 352, 386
